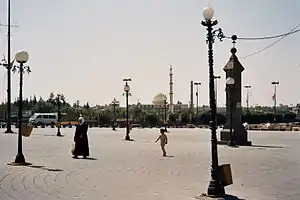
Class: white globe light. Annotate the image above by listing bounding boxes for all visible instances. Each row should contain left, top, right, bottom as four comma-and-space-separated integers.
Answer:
15, 51, 29, 63
226, 77, 235, 85
203, 5, 214, 20
124, 84, 130, 92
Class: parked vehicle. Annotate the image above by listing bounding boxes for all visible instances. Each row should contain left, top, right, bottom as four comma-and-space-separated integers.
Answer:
29, 113, 58, 126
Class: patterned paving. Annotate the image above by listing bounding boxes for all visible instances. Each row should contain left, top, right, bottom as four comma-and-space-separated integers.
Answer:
0, 128, 300, 200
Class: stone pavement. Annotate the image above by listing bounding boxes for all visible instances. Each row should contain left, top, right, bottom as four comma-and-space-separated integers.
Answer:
0, 127, 300, 200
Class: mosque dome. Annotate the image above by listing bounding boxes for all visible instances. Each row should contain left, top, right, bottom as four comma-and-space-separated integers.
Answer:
152, 93, 167, 106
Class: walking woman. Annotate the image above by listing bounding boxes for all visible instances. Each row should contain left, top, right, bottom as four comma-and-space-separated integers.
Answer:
72, 116, 89, 159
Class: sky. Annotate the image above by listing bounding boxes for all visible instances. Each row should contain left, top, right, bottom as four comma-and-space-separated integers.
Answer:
0, 0, 299, 107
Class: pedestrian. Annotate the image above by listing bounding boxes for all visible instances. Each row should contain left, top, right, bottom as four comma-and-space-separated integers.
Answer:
72, 116, 89, 159
155, 128, 168, 157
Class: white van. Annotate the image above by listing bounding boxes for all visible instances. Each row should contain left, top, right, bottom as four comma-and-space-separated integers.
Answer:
29, 113, 58, 126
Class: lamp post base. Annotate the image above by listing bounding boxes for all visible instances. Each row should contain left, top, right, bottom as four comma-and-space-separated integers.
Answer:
125, 135, 131, 141
220, 125, 252, 146
207, 179, 225, 197
227, 140, 238, 148
57, 130, 63, 137
14, 153, 26, 164
196, 194, 240, 200
4, 129, 14, 133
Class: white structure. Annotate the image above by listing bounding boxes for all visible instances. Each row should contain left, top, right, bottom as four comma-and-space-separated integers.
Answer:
152, 93, 168, 121
152, 93, 167, 107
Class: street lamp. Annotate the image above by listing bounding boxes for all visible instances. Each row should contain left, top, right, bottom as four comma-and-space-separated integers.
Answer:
12, 50, 30, 164
201, 5, 225, 196
162, 94, 168, 131
226, 77, 236, 147
123, 78, 131, 140
194, 82, 201, 115
55, 94, 64, 136
112, 98, 118, 131
244, 85, 251, 113
271, 81, 279, 123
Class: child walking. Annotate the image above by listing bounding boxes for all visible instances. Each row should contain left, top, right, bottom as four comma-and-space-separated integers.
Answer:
155, 128, 168, 156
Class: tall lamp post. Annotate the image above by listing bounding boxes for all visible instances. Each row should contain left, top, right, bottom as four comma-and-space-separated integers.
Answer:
12, 50, 30, 164
226, 77, 236, 147
112, 98, 118, 131
271, 81, 279, 122
162, 95, 168, 131
244, 85, 251, 113
55, 94, 64, 137
201, 5, 225, 196
123, 78, 131, 140
194, 82, 201, 115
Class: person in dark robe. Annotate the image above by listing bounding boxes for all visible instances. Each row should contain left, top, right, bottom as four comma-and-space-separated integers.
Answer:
72, 116, 89, 159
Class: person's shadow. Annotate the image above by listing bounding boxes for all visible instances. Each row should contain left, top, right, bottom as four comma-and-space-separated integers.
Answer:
26, 165, 64, 172
196, 194, 246, 200
165, 155, 175, 158
73, 157, 98, 160
83, 157, 98, 160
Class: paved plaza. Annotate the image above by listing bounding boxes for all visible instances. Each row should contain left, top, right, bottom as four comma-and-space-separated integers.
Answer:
0, 127, 300, 200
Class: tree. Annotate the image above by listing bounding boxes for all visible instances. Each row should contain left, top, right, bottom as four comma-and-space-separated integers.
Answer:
180, 112, 190, 124
168, 113, 178, 124
283, 112, 296, 122
47, 92, 55, 104
98, 110, 113, 125
32, 95, 37, 105
65, 107, 78, 121
83, 102, 90, 109
144, 113, 159, 127
130, 106, 143, 123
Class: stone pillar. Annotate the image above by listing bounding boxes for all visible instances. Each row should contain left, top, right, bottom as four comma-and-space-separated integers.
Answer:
219, 46, 252, 146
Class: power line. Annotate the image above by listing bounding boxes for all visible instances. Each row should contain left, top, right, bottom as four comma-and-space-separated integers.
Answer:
225, 23, 300, 41
239, 23, 300, 59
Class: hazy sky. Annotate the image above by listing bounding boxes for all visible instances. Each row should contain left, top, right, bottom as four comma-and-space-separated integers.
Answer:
0, 0, 299, 107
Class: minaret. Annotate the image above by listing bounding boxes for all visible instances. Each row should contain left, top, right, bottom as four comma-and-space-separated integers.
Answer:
169, 65, 174, 113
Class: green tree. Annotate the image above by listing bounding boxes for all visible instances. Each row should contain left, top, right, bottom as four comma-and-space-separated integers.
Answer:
180, 112, 190, 124
47, 92, 55, 104
130, 106, 143, 123
32, 95, 37, 105
98, 110, 113, 125
283, 112, 296, 122
83, 102, 90, 110
168, 113, 178, 124
144, 113, 159, 127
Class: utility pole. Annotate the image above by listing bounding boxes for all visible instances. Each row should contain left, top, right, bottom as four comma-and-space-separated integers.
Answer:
194, 82, 201, 115
0, 0, 18, 133
271, 81, 279, 123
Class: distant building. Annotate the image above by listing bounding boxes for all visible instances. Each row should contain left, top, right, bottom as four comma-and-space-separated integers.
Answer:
95, 93, 189, 121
